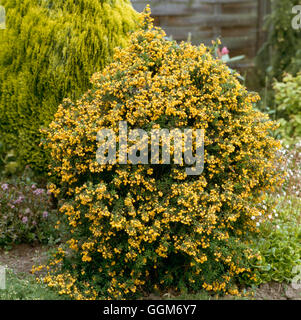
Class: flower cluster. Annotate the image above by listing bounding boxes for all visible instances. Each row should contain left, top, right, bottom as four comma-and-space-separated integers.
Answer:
276, 141, 301, 198
39, 8, 284, 299
0, 177, 60, 245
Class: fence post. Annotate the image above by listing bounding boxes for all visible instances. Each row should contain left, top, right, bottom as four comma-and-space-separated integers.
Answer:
256, 0, 271, 52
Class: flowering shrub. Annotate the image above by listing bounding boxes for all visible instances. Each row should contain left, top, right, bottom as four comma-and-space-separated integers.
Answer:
0, 177, 60, 246
38, 9, 284, 299
214, 44, 245, 81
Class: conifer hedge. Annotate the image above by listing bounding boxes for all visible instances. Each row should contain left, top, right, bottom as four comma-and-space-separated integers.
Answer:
0, 0, 138, 172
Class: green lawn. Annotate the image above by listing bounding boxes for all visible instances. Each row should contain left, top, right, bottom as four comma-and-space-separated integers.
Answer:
0, 268, 66, 300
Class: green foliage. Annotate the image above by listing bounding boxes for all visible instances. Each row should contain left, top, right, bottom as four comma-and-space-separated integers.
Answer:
273, 73, 301, 143
212, 41, 245, 81
255, 0, 301, 143
251, 143, 301, 284
38, 10, 283, 299
0, 141, 21, 177
252, 195, 301, 284
0, 268, 67, 300
0, 0, 138, 173
0, 171, 63, 246
257, 0, 301, 82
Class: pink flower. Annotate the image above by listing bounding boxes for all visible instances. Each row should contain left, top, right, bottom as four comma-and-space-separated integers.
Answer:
1, 184, 9, 191
42, 211, 49, 218
33, 188, 45, 195
14, 195, 24, 204
221, 47, 229, 55
22, 216, 28, 223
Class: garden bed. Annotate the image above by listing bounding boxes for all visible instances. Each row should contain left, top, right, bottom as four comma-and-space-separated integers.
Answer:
1, 245, 301, 300
0, 244, 51, 274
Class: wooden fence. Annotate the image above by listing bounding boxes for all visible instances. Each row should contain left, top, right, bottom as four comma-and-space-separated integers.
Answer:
132, 0, 271, 68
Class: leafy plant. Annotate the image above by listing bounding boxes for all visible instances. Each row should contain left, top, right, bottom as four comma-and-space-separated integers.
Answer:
0, 172, 63, 246
255, 0, 301, 120
249, 142, 301, 284
256, 0, 301, 82
0, 141, 21, 177
252, 195, 301, 284
0, 0, 139, 173
37, 8, 283, 300
0, 268, 67, 300
273, 73, 301, 143
212, 41, 245, 81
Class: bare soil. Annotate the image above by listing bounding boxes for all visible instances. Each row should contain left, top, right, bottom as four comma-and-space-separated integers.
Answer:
252, 282, 301, 300
0, 244, 50, 274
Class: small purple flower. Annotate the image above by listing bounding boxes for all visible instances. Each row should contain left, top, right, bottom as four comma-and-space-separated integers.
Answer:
31, 184, 37, 190
32, 221, 37, 226
1, 184, 9, 191
42, 211, 49, 218
8, 203, 15, 209
33, 188, 45, 196
14, 195, 25, 204
22, 216, 28, 223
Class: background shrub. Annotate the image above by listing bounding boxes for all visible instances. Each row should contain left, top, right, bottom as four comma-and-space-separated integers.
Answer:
39, 10, 284, 299
0, 141, 19, 177
0, 0, 138, 173
255, 0, 301, 129
252, 195, 301, 284
250, 142, 301, 284
257, 0, 301, 82
273, 73, 301, 144
0, 170, 62, 246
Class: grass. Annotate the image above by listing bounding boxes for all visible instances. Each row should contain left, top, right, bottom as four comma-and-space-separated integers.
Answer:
0, 268, 66, 300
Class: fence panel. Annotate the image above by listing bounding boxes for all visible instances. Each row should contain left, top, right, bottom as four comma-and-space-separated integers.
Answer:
132, 0, 271, 68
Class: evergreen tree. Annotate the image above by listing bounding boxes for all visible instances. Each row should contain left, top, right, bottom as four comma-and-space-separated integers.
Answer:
0, 0, 138, 172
